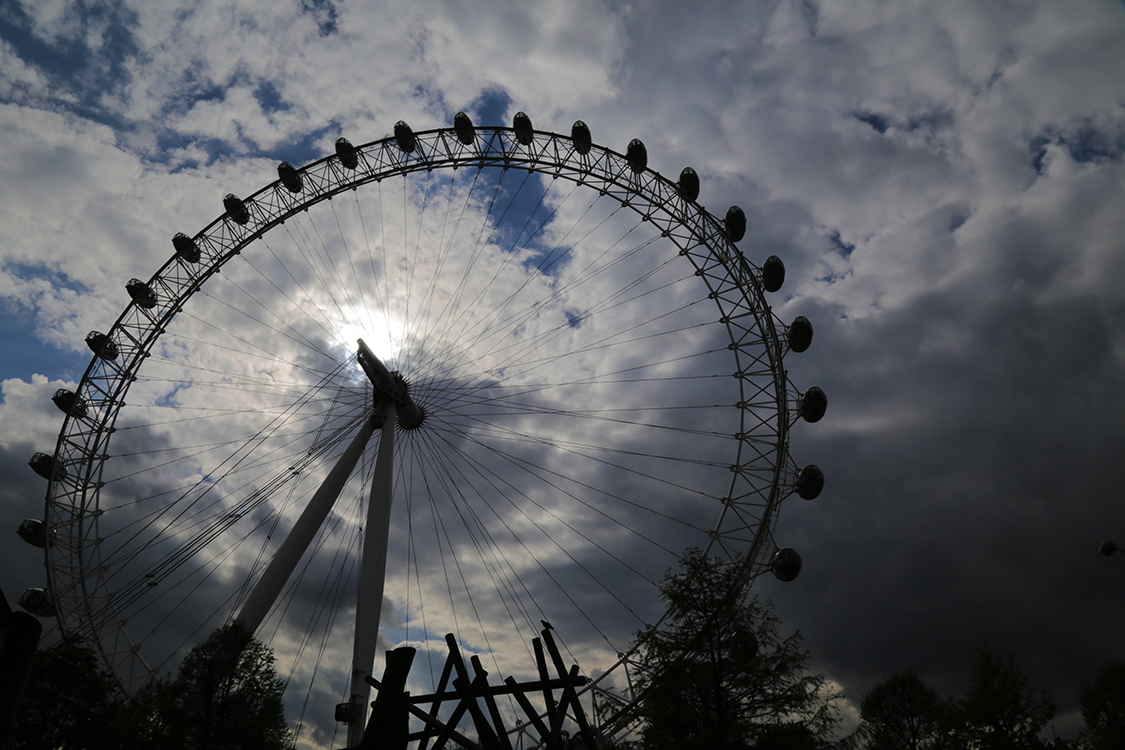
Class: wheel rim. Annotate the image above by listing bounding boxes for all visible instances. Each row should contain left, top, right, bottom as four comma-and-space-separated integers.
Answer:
43, 123, 805, 738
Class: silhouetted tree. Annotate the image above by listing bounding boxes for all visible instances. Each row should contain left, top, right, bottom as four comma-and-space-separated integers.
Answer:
133, 621, 291, 750
957, 643, 1055, 750
10, 636, 135, 750
1078, 659, 1125, 750
631, 550, 839, 750
857, 669, 953, 750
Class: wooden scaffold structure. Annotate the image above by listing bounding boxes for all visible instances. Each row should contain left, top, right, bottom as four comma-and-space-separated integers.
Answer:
347, 625, 600, 750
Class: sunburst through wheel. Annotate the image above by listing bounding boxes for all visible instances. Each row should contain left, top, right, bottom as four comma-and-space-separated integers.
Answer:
26, 112, 825, 746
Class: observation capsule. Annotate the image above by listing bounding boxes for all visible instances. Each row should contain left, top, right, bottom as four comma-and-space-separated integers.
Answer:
725, 206, 746, 243
771, 548, 802, 582
335, 137, 359, 169
172, 232, 201, 263
127, 278, 157, 309
626, 139, 647, 174
85, 331, 119, 361
52, 388, 88, 418
453, 112, 476, 145
678, 167, 700, 202
17, 519, 56, 548
788, 316, 813, 353
795, 464, 824, 500
762, 255, 785, 293
223, 193, 250, 225
394, 120, 417, 153
799, 386, 828, 423
571, 120, 592, 155
278, 161, 304, 192
513, 111, 534, 145
19, 588, 57, 618
28, 452, 66, 481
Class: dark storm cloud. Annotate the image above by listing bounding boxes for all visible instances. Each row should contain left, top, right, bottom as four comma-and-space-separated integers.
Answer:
761, 205, 1125, 731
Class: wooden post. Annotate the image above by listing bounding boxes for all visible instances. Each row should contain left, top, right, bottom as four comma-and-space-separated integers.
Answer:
417, 652, 454, 750
532, 638, 558, 732
471, 655, 513, 750
541, 628, 598, 750
360, 647, 416, 750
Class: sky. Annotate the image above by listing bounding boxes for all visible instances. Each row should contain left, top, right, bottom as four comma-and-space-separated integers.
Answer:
2, 0, 1125, 746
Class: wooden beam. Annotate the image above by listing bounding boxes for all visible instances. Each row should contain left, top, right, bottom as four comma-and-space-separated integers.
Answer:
533, 638, 558, 732
402, 675, 587, 704
505, 676, 564, 750
542, 629, 598, 750
471, 655, 513, 750
417, 649, 455, 750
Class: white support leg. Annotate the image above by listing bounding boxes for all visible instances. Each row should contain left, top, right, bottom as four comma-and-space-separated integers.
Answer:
347, 400, 397, 748
235, 414, 378, 634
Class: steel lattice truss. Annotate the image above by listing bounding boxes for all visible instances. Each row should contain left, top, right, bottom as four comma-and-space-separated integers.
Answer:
43, 124, 807, 694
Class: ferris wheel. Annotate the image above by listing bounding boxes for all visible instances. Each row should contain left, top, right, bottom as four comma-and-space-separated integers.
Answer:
23, 112, 826, 745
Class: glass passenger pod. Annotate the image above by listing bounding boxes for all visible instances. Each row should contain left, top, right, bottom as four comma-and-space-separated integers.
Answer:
126, 278, 158, 309
725, 206, 747, 243
771, 548, 802, 582
85, 331, 119, 361
678, 167, 700, 202
17, 519, 57, 548
19, 588, 57, 618
172, 233, 201, 263
513, 112, 534, 145
277, 161, 304, 193
52, 388, 88, 418
335, 138, 359, 169
626, 138, 648, 174
394, 121, 416, 153
762, 255, 785, 293
28, 452, 67, 481
795, 465, 824, 500
223, 194, 250, 225
454, 112, 476, 145
788, 316, 813, 353
799, 386, 828, 423
571, 120, 593, 155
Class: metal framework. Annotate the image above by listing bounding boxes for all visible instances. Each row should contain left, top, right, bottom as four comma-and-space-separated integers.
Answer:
40, 120, 816, 732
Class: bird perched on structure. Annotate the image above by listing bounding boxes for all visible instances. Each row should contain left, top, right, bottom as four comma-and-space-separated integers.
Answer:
541, 619, 553, 631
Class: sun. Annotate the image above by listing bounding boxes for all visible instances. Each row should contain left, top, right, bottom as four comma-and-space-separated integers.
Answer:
333, 313, 402, 366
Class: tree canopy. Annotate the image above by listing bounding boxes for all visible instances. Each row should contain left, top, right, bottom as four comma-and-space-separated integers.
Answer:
956, 643, 1055, 750
857, 669, 952, 750
133, 621, 292, 750
1079, 659, 1125, 750
10, 623, 292, 750
9, 635, 133, 750
631, 549, 839, 750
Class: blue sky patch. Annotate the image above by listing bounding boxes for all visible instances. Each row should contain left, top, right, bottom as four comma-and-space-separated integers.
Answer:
1060, 125, 1125, 164
0, 299, 88, 382
254, 81, 292, 114
301, 0, 339, 36
0, 2, 139, 114
854, 111, 889, 134
468, 88, 514, 127
5, 261, 91, 296
828, 230, 855, 259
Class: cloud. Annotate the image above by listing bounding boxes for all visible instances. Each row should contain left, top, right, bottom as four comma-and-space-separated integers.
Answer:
4, 0, 1125, 746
